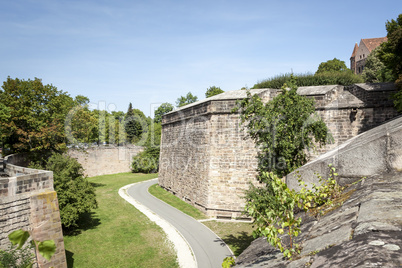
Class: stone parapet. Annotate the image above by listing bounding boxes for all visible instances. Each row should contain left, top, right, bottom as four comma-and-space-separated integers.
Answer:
0, 154, 66, 268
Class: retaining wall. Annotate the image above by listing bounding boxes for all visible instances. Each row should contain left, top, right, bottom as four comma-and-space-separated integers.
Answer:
0, 154, 66, 268
67, 145, 143, 177
159, 83, 399, 218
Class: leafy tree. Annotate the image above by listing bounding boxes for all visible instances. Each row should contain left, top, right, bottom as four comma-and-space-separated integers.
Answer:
235, 75, 330, 178
30, 153, 97, 229
0, 102, 11, 150
362, 47, 394, 83
378, 14, 402, 81
176, 92, 198, 107
65, 98, 98, 145
124, 103, 148, 144
205, 86, 224, 98
131, 146, 160, 173
0, 77, 76, 155
315, 58, 350, 74
154, 102, 174, 123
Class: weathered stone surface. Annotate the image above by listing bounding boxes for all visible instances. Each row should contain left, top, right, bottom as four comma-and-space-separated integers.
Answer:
235, 174, 402, 267
0, 154, 66, 268
67, 145, 143, 177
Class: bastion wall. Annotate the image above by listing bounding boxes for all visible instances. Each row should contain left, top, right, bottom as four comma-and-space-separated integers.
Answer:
159, 83, 399, 218
0, 154, 66, 268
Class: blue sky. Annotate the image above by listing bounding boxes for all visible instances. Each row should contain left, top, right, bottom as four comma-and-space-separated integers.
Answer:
1, 0, 400, 117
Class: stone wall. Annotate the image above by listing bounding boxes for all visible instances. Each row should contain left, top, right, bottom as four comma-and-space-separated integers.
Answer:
0, 154, 66, 268
67, 145, 143, 177
159, 83, 399, 219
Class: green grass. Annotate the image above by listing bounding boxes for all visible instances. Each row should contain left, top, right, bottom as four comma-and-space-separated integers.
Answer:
202, 221, 254, 256
63, 173, 178, 268
148, 184, 207, 220
148, 183, 254, 256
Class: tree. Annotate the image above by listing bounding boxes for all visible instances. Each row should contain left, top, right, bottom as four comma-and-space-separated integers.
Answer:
378, 14, 402, 81
176, 92, 198, 107
0, 77, 76, 155
30, 153, 97, 229
0, 102, 10, 150
362, 47, 393, 83
124, 103, 136, 143
235, 75, 330, 178
205, 86, 224, 98
154, 102, 174, 123
315, 58, 350, 74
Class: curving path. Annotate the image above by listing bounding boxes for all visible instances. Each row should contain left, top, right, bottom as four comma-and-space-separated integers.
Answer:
125, 179, 233, 268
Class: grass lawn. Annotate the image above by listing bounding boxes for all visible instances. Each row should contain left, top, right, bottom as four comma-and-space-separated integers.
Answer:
148, 184, 207, 220
63, 173, 178, 268
148, 184, 255, 256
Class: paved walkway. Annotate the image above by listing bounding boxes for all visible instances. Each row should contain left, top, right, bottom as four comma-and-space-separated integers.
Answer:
124, 178, 233, 268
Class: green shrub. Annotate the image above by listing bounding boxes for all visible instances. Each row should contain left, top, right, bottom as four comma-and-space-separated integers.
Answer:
29, 153, 97, 229
131, 146, 160, 173
253, 72, 363, 89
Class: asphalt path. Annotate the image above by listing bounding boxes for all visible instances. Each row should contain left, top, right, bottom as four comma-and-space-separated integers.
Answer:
127, 179, 233, 268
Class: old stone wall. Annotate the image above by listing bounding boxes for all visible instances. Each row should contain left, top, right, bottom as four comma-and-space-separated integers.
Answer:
159, 83, 399, 219
67, 145, 143, 177
0, 154, 66, 268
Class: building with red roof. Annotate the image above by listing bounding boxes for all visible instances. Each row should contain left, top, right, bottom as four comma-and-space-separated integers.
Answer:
350, 37, 387, 74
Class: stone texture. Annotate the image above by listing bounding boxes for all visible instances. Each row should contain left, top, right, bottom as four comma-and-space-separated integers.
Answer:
67, 145, 143, 177
159, 83, 399, 218
235, 173, 402, 267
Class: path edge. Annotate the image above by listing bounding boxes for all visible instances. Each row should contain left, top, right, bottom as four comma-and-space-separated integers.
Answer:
119, 178, 197, 268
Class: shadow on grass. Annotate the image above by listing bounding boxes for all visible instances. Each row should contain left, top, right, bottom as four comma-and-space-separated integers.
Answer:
222, 231, 255, 256
65, 250, 74, 268
63, 211, 101, 236
90, 182, 106, 188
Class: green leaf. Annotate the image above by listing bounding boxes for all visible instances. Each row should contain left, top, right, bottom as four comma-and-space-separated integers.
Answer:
8, 230, 30, 249
38, 240, 56, 261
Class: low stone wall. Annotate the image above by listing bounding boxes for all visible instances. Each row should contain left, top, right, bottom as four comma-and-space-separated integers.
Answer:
67, 145, 143, 177
0, 154, 66, 268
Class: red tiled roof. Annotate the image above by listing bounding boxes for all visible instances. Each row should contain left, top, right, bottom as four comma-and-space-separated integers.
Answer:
351, 43, 358, 58
361, 37, 388, 52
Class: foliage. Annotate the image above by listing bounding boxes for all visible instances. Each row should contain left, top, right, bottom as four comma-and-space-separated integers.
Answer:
244, 169, 343, 259
378, 14, 402, 81
30, 153, 97, 229
148, 184, 207, 220
236, 76, 331, 178
0, 102, 11, 148
253, 72, 363, 89
0, 77, 76, 155
154, 102, 174, 123
362, 47, 394, 83
377, 14, 402, 112
0, 229, 56, 268
244, 172, 302, 258
205, 86, 224, 98
315, 58, 350, 74
125, 103, 139, 143
145, 122, 162, 147
131, 146, 160, 173
176, 92, 198, 107
65, 101, 98, 145
222, 257, 235, 268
